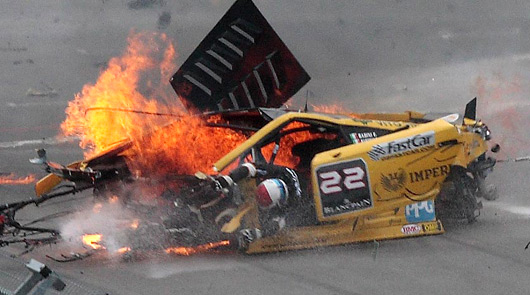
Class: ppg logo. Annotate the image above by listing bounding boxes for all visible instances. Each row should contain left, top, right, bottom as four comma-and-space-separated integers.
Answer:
405, 200, 435, 223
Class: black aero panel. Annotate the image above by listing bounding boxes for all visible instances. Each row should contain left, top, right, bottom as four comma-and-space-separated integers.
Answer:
463, 97, 477, 121
171, 0, 310, 113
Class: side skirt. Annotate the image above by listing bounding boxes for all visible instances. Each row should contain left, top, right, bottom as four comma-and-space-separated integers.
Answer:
246, 219, 444, 254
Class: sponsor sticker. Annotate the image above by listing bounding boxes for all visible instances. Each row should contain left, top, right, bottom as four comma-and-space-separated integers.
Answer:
380, 168, 407, 192
349, 132, 377, 144
368, 131, 435, 161
351, 118, 372, 125
408, 165, 450, 183
401, 224, 421, 235
351, 118, 406, 127
422, 221, 440, 233
405, 200, 435, 223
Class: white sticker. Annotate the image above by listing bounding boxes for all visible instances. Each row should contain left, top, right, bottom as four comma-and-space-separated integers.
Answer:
401, 224, 422, 235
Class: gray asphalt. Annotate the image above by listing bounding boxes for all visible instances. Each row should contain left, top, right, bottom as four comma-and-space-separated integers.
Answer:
2, 1, 530, 294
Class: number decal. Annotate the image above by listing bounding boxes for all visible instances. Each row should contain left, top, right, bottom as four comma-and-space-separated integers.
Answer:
318, 167, 366, 194
316, 158, 373, 217
319, 171, 342, 194
343, 167, 366, 190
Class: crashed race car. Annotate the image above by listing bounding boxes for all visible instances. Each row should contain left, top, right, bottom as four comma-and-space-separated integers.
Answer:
20, 0, 498, 255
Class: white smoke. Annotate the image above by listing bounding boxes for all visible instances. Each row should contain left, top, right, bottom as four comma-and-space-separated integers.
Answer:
59, 199, 139, 254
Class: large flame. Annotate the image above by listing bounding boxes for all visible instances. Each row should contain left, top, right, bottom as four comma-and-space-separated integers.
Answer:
60, 31, 248, 175
62, 32, 179, 156
128, 115, 247, 176
0, 173, 36, 185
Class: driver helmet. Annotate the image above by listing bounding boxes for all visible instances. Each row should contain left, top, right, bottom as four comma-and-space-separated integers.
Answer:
256, 178, 289, 209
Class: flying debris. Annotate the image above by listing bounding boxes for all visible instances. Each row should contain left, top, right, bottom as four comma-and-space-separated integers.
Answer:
0, 192, 65, 253
17, 0, 499, 257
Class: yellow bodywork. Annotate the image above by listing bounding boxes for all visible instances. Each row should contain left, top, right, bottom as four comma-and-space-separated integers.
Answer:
246, 219, 443, 254
215, 111, 487, 254
35, 161, 82, 196
352, 110, 426, 122
35, 139, 132, 196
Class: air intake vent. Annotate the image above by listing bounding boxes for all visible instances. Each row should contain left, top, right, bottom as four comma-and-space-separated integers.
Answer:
171, 0, 310, 113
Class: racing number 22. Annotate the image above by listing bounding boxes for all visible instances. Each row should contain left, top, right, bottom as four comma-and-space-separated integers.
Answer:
319, 167, 365, 194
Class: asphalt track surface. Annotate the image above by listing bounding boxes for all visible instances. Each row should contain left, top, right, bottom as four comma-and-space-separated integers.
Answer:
2, 1, 530, 295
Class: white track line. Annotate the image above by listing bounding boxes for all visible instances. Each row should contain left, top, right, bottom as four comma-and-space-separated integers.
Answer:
0, 136, 78, 149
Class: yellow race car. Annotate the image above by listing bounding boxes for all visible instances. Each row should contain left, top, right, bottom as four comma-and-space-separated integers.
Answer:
29, 0, 498, 255
212, 100, 497, 253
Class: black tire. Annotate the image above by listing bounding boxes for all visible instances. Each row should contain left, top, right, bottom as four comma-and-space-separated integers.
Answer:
436, 166, 480, 223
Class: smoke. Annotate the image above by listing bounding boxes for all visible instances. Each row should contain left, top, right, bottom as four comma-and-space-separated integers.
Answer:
59, 198, 147, 254
473, 74, 530, 159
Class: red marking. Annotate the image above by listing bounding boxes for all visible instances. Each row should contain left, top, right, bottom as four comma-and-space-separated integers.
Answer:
256, 182, 273, 208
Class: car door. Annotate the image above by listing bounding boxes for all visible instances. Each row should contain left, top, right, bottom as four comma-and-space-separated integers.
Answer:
311, 119, 462, 222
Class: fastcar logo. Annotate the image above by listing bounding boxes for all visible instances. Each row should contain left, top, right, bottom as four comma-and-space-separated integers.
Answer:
368, 131, 435, 161
401, 224, 422, 235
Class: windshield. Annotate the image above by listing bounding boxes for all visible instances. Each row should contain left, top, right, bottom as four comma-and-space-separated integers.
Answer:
221, 119, 348, 173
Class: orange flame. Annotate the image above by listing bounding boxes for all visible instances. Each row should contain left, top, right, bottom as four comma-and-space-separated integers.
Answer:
312, 103, 348, 114
128, 115, 247, 176
116, 247, 131, 254
108, 195, 119, 204
82, 234, 103, 250
165, 240, 230, 256
260, 121, 337, 169
92, 203, 103, 214
61, 31, 180, 157
60, 31, 248, 176
130, 219, 139, 229
0, 173, 36, 185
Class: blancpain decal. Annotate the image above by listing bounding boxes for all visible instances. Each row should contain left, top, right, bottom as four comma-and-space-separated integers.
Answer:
368, 131, 435, 161
401, 224, 422, 235
323, 199, 372, 215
